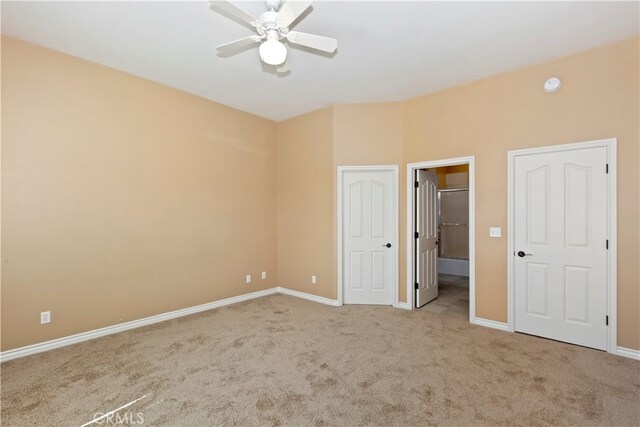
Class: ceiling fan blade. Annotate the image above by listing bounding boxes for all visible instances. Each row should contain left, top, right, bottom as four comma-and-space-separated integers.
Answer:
217, 36, 262, 51
276, 1, 313, 28
286, 31, 337, 53
209, 1, 259, 27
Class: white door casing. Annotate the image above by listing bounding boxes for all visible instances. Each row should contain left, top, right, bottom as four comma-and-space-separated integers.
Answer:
340, 167, 397, 305
513, 146, 608, 350
406, 157, 475, 318
416, 170, 438, 307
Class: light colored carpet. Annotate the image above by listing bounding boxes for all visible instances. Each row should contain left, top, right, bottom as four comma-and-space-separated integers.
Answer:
1, 294, 639, 426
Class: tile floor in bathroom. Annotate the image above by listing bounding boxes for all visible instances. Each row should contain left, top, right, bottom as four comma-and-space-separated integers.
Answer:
420, 274, 469, 321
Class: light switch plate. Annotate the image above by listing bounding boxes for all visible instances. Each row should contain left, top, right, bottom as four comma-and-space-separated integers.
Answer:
489, 227, 501, 238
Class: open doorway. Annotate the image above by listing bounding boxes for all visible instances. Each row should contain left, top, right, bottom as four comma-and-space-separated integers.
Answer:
406, 157, 475, 321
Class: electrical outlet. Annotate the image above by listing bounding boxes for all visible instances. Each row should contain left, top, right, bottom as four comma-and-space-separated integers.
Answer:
261, 272, 267, 280
245, 275, 252, 284
311, 275, 317, 284
40, 311, 51, 324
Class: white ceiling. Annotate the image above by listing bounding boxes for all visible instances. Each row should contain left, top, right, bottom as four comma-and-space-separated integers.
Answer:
2, 1, 639, 121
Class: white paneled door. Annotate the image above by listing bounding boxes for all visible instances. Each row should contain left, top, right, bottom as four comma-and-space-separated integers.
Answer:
416, 170, 439, 307
514, 147, 608, 350
342, 169, 396, 305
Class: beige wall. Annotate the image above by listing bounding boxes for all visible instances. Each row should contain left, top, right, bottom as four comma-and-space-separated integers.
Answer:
404, 36, 639, 349
277, 103, 404, 300
332, 103, 404, 166
277, 108, 335, 298
436, 165, 469, 189
277, 37, 639, 350
1, 37, 278, 350
333, 103, 405, 302
2, 35, 638, 352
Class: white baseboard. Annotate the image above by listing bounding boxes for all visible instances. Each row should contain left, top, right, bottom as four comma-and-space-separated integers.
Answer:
9, 287, 630, 364
472, 317, 510, 331
615, 346, 640, 360
0, 287, 279, 363
394, 302, 411, 310
0, 286, 342, 362
470, 321, 639, 361
276, 287, 341, 306
16, 286, 640, 362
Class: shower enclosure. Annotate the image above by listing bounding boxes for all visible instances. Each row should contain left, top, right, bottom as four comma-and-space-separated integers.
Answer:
437, 188, 469, 276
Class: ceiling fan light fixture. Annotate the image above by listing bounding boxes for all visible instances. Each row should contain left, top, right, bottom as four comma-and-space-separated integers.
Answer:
259, 39, 287, 65
212, 1, 337, 69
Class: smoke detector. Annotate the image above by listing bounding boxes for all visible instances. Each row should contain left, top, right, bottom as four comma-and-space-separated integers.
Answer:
544, 77, 561, 93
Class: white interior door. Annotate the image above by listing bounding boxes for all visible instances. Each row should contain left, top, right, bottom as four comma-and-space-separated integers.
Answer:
514, 147, 608, 350
416, 170, 438, 308
342, 169, 396, 305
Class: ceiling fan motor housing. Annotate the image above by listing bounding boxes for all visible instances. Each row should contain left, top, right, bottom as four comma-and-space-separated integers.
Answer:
265, 0, 282, 12
258, 11, 280, 32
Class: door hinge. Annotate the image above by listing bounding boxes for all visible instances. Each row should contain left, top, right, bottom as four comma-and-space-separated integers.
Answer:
415, 232, 419, 239
606, 315, 609, 326
415, 181, 419, 188
606, 239, 609, 249
606, 164, 609, 174
415, 283, 419, 290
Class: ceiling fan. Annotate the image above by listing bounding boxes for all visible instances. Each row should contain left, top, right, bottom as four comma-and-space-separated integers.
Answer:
210, 0, 337, 66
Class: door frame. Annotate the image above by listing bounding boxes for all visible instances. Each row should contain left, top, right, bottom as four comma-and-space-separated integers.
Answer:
406, 156, 476, 320
337, 165, 399, 307
507, 138, 617, 354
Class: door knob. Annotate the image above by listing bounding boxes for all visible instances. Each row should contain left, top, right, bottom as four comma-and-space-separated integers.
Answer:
383, 243, 392, 248
517, 251, 532, 257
